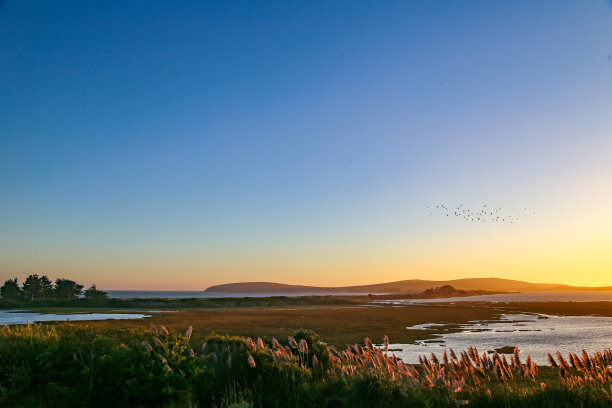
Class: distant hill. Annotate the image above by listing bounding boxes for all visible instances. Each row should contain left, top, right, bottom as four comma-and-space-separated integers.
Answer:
204, 278, 612, 293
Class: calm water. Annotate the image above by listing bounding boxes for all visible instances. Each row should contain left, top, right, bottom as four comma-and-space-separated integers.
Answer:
107, 290, 612, 301
387, 313, 612, 364
107, 291, 381, 298
0, 310, 150, 325
376, 291, 612, 304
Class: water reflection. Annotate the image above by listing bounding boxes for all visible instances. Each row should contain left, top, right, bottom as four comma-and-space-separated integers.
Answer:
388, 313, 612, 364
376, 291, 612, 304
0, 310, 150, 325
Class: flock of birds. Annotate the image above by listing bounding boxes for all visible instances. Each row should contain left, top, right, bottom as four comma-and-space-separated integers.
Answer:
426, 204, 536, 223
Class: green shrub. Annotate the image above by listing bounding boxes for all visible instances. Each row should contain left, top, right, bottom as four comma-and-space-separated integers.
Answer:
2, 324, 612, 408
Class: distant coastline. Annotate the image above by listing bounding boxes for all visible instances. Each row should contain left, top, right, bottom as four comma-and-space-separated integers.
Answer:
204, 278, 612, 294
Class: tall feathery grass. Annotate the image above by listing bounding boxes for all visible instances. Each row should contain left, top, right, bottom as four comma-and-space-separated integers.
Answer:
1, 323, 612, 407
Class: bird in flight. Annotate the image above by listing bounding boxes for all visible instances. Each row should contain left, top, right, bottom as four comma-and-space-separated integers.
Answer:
427, 204, 536, 223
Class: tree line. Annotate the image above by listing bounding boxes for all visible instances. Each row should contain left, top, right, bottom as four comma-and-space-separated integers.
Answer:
0, 274, 107, 301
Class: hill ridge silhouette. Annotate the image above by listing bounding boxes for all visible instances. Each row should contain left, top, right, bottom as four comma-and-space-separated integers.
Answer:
204, 278, 612, 293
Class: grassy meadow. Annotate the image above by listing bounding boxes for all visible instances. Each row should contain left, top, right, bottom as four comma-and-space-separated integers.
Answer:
58, 300, 612, 346
74, 304, 500, 347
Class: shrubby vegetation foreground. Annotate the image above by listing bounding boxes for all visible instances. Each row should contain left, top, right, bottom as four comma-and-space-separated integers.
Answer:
1, 324, 612, 407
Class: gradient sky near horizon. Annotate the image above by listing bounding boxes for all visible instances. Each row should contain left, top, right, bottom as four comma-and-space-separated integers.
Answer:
1, 0, 612, 290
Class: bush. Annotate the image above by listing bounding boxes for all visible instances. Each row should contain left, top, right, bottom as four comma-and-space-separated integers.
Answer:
2, 324, 612, 408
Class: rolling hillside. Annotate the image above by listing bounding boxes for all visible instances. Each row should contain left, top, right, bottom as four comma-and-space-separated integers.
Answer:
204, 278, 612, 293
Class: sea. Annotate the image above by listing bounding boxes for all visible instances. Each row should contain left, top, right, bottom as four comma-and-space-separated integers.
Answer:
104, 290, 612, 301
106, 291, 378, 298
375, 291, 612, 304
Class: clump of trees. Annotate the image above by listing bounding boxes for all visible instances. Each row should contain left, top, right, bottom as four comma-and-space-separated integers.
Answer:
0, 274, 107, 301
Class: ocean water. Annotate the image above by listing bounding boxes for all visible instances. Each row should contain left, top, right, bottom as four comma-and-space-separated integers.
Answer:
106, 291, 379, 298
376, 291, 612, 304
386, 313, 612, 364
0, 310, 150, 325
106, 290, 612, 301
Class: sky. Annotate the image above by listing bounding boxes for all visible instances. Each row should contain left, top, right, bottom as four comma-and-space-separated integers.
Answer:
1, 0, 611, 290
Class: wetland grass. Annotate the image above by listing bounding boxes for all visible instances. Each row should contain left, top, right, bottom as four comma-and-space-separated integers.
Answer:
1, 323, 612, 407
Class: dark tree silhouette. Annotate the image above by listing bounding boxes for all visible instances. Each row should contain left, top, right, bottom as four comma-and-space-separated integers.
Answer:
54, 279, 84, 299
84, 284, 108, 299
22, 274, 43, 300
40, 275, 54, 299
0, 278, 21, 300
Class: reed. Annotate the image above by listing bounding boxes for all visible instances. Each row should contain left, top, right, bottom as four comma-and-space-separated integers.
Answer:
2, 323, 612, 407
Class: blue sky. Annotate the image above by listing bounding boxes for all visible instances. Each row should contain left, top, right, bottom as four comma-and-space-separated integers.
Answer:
1, 0, 611, 289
